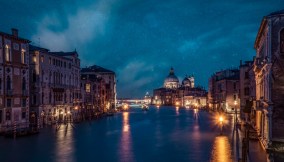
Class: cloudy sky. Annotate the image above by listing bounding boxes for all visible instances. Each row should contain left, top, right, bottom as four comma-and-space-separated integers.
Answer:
1, 0, 283, 98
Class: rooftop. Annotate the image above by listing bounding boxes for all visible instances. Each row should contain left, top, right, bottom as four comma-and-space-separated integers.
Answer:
268, 9, 284, 17
29, 44, 49, 52
0, 29, 30, 43
81, 65, 115, 74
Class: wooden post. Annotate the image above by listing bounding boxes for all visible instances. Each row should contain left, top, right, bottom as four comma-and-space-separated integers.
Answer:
13, 121, 16, 139
37, 118, 40, 131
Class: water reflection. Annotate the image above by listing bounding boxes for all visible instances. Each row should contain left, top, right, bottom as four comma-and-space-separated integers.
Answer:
119, 112, 133, 162
193, 108, 199, 119
176, 107, 179, 115
55, 124, 75, 162
210, 136, 233, 162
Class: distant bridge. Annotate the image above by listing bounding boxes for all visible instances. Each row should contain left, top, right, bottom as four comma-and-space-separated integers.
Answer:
117, 98, 149, 107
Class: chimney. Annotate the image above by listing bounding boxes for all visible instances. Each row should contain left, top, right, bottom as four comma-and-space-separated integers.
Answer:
11, 28, 18, 38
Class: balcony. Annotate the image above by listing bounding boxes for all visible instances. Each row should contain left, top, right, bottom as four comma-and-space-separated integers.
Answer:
253, 100, 263, 111
54, 101, 64, 105
49, 83, 69, 89
254, 57, 266, 72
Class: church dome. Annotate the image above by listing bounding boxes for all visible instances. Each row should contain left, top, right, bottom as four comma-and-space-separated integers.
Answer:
182, 77, 191, 86
182, 75, 194, 88
164, 67, 179, 88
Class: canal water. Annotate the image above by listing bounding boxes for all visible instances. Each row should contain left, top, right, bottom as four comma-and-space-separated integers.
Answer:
0, 106, 235, 162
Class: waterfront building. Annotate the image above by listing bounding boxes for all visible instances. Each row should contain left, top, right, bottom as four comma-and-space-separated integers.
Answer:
144, 92, 151, 105
81, 65, 116, 112
253, 9, 284, 149
80, 74, 106, 118
29, 45, 81, 125
239, 60, 255, 122
0, 29, 30, 132
208, 69, 240, 113
153, 67, 206, 107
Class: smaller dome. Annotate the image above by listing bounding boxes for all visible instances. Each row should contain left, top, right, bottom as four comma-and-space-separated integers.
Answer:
182, 77, 190, 84
182, 75, 194, 88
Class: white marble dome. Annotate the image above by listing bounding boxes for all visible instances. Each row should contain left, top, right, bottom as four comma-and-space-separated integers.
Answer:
164, 67, 179, 89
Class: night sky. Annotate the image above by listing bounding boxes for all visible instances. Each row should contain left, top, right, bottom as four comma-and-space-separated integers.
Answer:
1, 0, 283, 98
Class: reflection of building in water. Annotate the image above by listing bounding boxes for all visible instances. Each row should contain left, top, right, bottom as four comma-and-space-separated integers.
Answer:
119, 112, 133, 161
210, 136, 233, 162
152, 67, 207, 107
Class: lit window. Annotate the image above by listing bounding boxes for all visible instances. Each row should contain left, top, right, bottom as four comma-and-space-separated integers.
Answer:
86, 84, 91, 92
41, 56, 44, 63
21, 49, 26, 64
33, 56, 36, 63
5, 45, 11, 62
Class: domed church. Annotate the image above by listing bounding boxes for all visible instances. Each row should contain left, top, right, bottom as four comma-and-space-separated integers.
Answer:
153, 67, 207, 107
164, 67, 179, 89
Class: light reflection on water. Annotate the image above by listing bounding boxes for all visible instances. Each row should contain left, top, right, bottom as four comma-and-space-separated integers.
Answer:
210, 136, 233, 162
119, 112, 133, 162
0, 107, 245, 162
55, 125, 75, 162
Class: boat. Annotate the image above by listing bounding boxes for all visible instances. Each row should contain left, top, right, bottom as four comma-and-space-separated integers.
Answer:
141, 104, 149, 111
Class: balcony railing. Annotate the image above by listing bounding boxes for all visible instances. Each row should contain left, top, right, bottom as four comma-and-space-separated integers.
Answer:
253, 100, 263, 110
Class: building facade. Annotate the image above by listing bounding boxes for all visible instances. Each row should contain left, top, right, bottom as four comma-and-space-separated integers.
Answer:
81, 74, 106, 118
239, 60, 254, 122
29, 45, 81, 125
253, 9, 284, 149
81, 65, 116, 112
208, 69, 240, 113
0, 29, 30, 132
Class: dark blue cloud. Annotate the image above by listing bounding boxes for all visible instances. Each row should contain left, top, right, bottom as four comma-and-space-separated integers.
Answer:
1, 0, 284, 98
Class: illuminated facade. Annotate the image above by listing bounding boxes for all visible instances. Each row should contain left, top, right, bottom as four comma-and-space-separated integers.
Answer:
153, 67, 206, 106
29, 45, 81, 125
164, 67, 179, 89
208, 69, 240, 113
81, 65, 116, 112
253, 9, 284, 149
80, 74, 106, 116
0, 29, 30, 132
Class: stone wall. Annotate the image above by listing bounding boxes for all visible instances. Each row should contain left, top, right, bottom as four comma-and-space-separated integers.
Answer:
271, 16, 284, 139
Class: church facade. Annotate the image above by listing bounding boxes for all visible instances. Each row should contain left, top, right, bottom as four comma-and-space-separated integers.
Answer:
152, 67, 207, 107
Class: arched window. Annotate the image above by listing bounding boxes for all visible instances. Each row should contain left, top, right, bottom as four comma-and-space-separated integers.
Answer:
5, 45, 11, 62
49, 71, 52, 82
53, 72, 56, 84
32, 70, 36, 83
22, 77, 26, 90
21, 49, 26, 64
7, 76, 11, 90
281, 28, 284, 54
